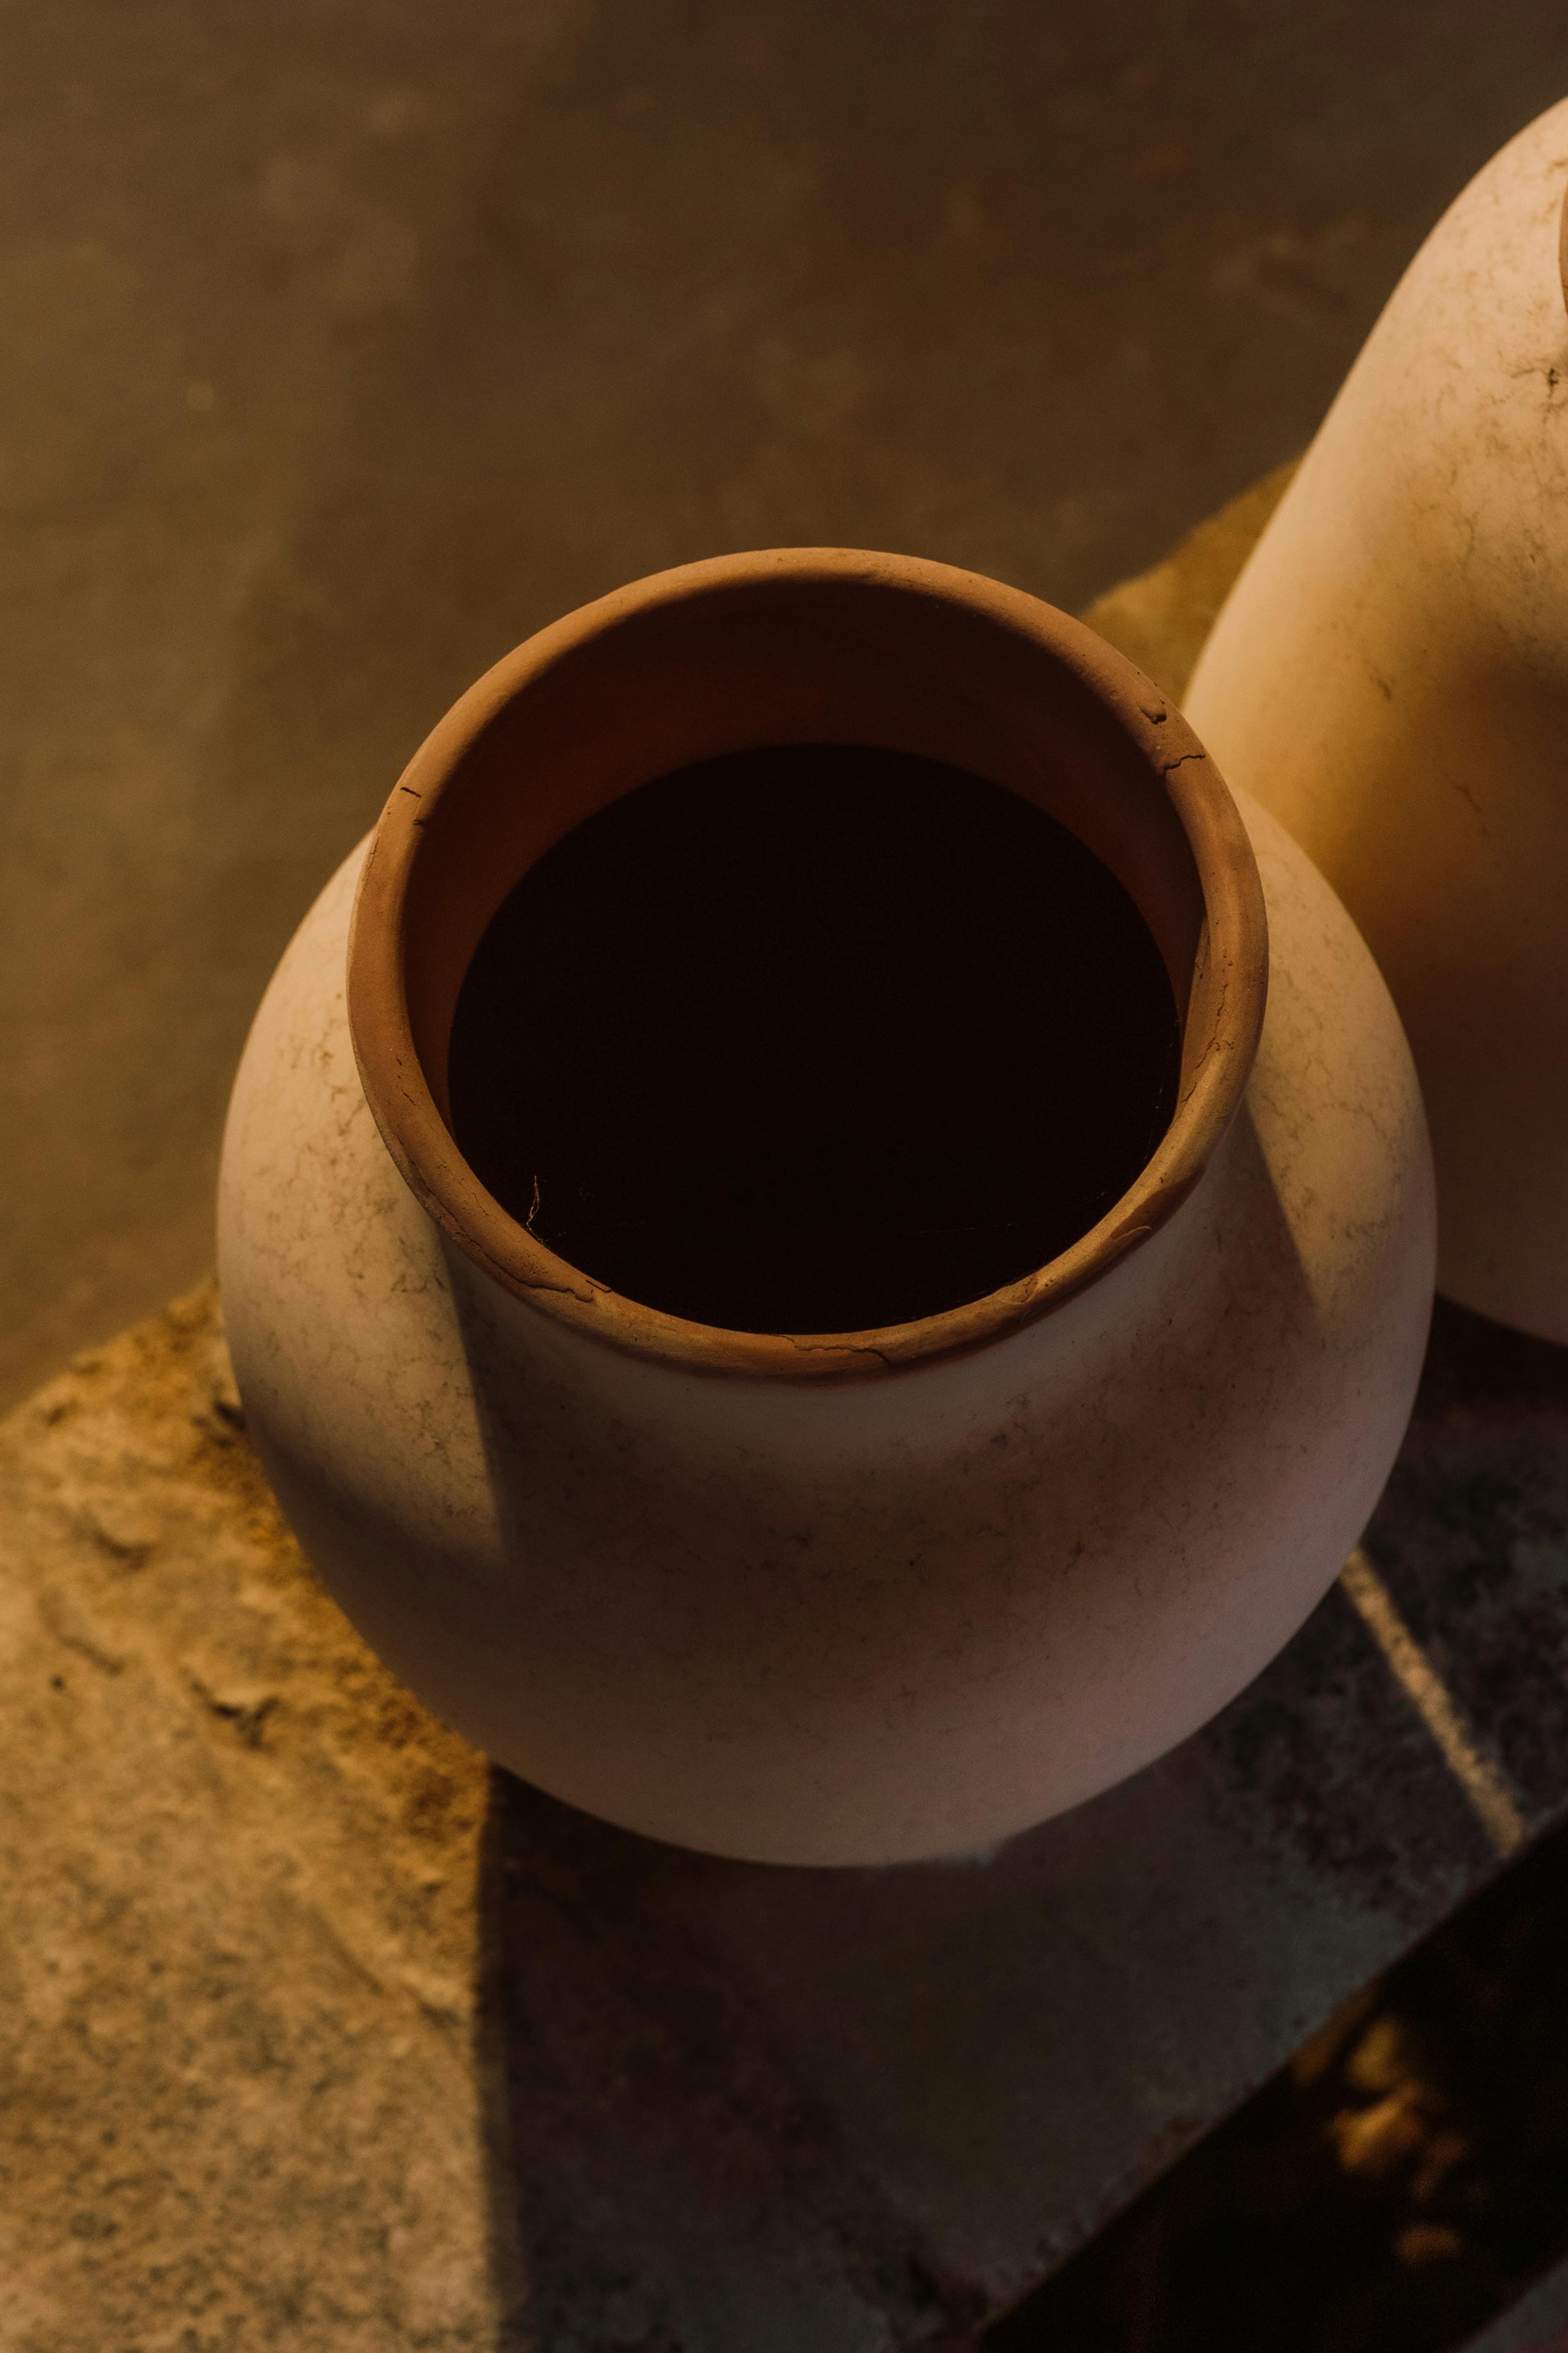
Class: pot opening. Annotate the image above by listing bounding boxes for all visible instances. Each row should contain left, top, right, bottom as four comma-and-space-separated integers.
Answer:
445, 742, 1180, 1333
349, 553, 1264, 1373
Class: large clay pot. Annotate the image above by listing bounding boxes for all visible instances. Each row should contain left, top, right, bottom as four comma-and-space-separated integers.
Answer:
218, 549, 1434, 1866
1186, 100, 1568, 1343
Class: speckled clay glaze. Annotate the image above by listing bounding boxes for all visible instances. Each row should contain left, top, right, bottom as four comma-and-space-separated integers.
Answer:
1187, 100, 1568, 1344
219, 549, 1434, 1865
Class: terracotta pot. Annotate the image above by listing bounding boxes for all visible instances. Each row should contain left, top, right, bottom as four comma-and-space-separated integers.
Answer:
1186, 100, 1568, 1343
218, 549, 1434, 1865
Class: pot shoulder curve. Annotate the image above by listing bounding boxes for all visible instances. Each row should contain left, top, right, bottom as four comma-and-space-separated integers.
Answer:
218, 809, 1433, 1864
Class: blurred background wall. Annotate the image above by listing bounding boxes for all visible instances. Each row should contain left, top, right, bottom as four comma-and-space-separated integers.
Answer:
5, 0, 1568, 1408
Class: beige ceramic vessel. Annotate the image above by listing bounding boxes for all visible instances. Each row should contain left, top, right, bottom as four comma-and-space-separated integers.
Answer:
218, 549, 1434, 1866
1187, 100, 1568, 1343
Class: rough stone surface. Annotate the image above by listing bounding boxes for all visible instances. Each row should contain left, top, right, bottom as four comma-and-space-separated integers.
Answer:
8, 1274, 1568, 2350
0, 1284, 504, 2349
1469, 2256, 1568, 2353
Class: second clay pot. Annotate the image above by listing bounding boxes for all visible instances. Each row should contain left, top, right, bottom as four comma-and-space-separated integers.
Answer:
1187, 100, 1568, 1343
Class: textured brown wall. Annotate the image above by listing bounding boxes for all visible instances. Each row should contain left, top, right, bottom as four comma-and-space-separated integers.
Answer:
4, 1, 1568, 1404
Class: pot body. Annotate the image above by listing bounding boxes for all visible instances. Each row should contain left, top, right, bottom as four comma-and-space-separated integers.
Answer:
1186, 100, 1568, 1341
219, 794, 1433, 1866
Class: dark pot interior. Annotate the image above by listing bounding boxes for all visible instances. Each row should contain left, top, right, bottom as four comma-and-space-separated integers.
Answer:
446, 740, 1180, 1332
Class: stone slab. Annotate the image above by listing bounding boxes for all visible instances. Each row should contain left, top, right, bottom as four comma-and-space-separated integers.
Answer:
1467, 2254, 1568, 2353
10, 1278, 1568, 2352
0, 1287, 504, 2349
1468, 2259, 1568, 2353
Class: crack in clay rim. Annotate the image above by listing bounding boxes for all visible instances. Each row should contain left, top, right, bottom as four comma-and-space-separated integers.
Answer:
347, 548, 1268, 1382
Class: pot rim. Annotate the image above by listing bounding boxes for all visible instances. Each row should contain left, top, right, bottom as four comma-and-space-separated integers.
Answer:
347, 547, 1267, 1381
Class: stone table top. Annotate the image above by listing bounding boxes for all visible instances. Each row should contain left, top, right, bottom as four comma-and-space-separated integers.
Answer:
1467, 2255, 1568, 2353
6, 469, 1568, 2352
